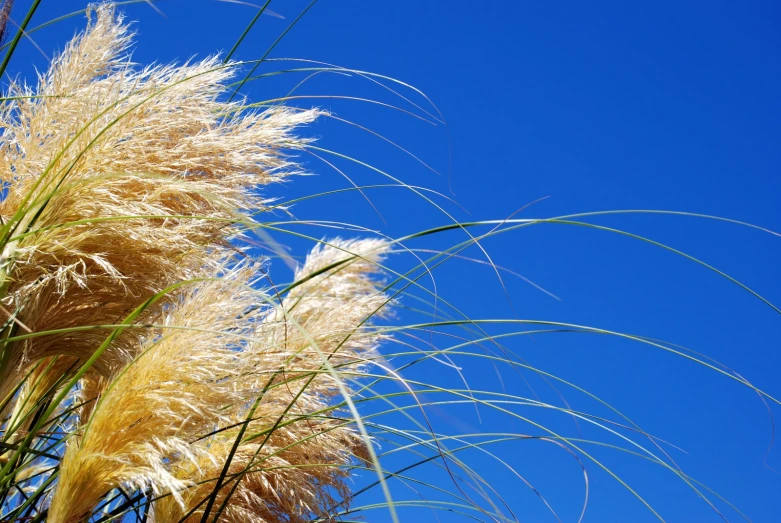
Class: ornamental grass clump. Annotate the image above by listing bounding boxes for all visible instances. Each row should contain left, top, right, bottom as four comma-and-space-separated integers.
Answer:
0, 1, 775, 522
0, 3, 390, 521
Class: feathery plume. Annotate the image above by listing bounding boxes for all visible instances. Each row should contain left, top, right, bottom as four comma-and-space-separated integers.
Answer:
151, 239, 391, 523
0, 4, 395, 521
0, 3, 319, 409
48, 269, 266, 522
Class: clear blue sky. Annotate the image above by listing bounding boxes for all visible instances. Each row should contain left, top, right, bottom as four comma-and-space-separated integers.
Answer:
8, 1, 781, 521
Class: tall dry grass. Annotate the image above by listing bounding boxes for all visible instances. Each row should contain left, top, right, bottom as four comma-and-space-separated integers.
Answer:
0, 1, 775, 522
0, 3, 394, 521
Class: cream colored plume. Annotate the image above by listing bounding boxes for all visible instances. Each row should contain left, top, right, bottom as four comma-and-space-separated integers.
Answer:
47, 270, 267, 522
0, 3, 394, 521
151, 238, 391, 523
0, 3, 320, 409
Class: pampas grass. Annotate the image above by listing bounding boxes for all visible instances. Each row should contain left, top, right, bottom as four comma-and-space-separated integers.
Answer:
0, 3, 385, 521
0, 1, 775, 522
0, 3, 319, 396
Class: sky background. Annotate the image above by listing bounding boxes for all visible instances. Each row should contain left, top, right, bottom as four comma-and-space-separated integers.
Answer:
6, 1, 781, 521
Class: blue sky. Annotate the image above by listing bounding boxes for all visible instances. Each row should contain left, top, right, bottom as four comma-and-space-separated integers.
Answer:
8, 1, 781, 521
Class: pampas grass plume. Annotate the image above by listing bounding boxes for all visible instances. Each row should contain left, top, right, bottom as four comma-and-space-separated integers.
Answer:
0, 3, 392, 522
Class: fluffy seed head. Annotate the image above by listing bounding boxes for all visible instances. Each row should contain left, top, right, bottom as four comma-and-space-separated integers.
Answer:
0, 3, 320, 404
0, 4, 393, 521
151, 239, 391, 523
